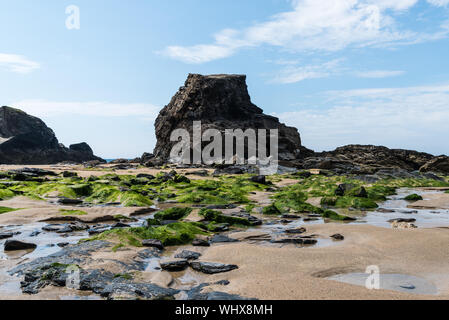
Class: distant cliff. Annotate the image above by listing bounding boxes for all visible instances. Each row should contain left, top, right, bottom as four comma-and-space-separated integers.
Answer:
0, 106, 104, 164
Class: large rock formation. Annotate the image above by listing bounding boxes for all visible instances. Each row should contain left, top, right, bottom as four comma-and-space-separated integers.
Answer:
301, 144, 449, 175
154, 74, 310, 162
0, 106, 104, 164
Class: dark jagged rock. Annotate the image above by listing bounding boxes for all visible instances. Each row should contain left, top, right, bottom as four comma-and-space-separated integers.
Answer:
0, 106, 104, 164
190, 261, 238, 274
153, 74, 307, 163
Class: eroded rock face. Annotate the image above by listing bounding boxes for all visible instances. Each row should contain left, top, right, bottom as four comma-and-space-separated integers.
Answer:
420, 156, 449, 174
0, 106, 104, 164
153, 74, 307, 162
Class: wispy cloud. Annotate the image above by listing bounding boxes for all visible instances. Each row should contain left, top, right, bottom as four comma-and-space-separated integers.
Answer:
275, 83, 449, 154
354, 70, 405, 78
164, 0, 448, 64
12, 100, 160, 118
272, 59, 342, 84
0, 53, 40, 74
427, 0, 449, 7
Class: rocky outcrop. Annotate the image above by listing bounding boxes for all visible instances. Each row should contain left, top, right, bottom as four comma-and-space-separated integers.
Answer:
153, 74, 308, 162
0, 106, 104, 164
299, 144, 444, 175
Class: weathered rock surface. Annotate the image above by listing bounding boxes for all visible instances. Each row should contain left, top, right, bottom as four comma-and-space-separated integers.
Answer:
0, 106, 104, 164
153, 74, 309, 162
420, 156, 449, 174
298, 144, 449, 177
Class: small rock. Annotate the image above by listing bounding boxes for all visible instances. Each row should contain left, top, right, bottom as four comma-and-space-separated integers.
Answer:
111, 222, 131, 229
281, 214, 302, 219
398, 210, 418, 214
160, 259, 189, 272
303, 217, 320, 222
0, 232, 14, 240
29, 231, 41, 237
249, 175, 267, 185
88, 227, 110, 235
377, 208, 396, 213
174, 250, 202, 261
330, 234, 345, 241
4, 240, 37, 251
388, 218, 416, 223
57, 242, 70, 247
190, 262, 238, 274
142, 239, 164, 250
57, 198, 83, 205
271, 237, 317, 245
206, 204, 237, 210
399, 283, 416, 290
209, 235, 239, 244
192, 238, 210, 247
285, 228, 306, 234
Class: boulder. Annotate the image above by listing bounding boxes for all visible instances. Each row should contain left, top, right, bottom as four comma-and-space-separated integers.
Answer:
160, 259, 189, 272
0, 106, 104, 164
153, 74, 306, 163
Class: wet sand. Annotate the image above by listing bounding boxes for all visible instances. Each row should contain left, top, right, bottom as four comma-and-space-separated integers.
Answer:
199, 224, 449, 300
1, 165, 449, 300
408, 193, 449, 210
0, 197, 144, 225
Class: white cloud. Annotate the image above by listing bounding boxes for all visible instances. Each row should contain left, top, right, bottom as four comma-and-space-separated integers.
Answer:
164, 0, 447, 64
11, 100, 160, 118
275, 84, 449, 154
354, 70, 405, 78
0, 53, 40, 74
427, 0, 449, 6
272, 59, 342, 83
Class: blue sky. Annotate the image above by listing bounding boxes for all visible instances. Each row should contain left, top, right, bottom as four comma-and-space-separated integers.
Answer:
1, 0, 449, 158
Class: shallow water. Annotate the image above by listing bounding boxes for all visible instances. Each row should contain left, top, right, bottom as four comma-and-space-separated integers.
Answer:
359, 188, 449, 228
328, 273, 439, 296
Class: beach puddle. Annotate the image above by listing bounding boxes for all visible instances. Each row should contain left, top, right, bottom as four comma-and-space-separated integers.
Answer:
359, 188, 449, 228
328, 273, 439, 295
